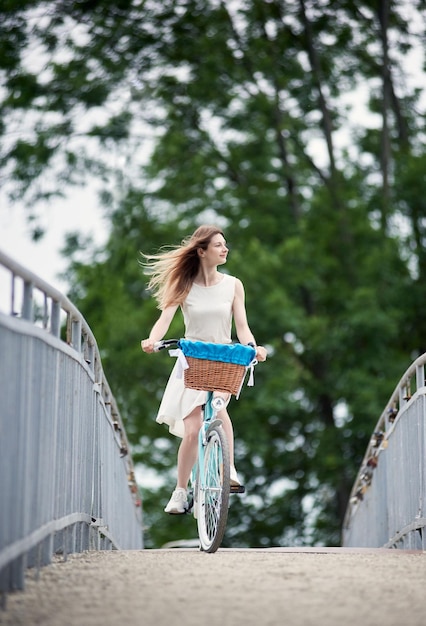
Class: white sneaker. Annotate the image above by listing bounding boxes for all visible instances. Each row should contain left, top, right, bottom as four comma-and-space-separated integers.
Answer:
164, 488, 188, 514
230, 466, 242, 487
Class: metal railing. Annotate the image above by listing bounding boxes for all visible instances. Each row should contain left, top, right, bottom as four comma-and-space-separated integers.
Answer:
342, 352, 426, 549
0, 249, 143, 598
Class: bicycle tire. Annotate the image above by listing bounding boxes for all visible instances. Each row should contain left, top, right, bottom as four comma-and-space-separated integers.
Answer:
197, 421, 230, 553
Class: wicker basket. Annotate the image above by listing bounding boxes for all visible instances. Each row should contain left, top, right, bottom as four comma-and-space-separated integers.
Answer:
184, 356, 247, 395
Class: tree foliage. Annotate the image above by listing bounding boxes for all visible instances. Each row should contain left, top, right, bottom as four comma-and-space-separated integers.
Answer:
2, 0, 425, 548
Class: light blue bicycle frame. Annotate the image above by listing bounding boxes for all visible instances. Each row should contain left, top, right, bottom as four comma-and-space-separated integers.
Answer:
191, 391, 216, 494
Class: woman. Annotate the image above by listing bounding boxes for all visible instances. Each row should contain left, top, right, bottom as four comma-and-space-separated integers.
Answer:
141, 225, 267, 514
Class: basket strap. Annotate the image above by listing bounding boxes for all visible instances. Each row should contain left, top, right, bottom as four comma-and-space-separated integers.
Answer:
169, 348, 189, 379
247, 360, 257, 387
235, 359, 257, 400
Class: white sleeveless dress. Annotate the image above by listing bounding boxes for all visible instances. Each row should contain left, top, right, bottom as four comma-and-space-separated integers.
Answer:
156, 273, 236, 438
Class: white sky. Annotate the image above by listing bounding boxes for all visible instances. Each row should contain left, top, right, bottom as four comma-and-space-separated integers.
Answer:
0, 186, 108, 292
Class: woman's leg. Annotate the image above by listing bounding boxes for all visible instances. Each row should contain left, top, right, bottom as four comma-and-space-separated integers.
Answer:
213, 392, 235, 467
213, 393, 241, 485
176, 406, 203, 489
216, 405, 234, 468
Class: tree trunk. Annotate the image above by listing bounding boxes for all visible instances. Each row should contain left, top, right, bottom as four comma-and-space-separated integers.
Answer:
378, 0, 392, 232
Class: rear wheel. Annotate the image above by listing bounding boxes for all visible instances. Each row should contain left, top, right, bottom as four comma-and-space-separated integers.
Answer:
197, 421, 230, 553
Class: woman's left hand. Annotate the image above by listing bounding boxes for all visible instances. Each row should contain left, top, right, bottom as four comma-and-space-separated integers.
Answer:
256, 345, 267, 362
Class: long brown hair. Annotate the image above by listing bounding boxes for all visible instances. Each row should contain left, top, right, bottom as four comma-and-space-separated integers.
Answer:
141, 225, 225, 309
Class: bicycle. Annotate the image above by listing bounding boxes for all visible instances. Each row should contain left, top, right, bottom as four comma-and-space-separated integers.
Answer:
154, 338, 257, 552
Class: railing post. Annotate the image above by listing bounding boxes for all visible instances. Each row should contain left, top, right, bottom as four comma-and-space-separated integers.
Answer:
87, 342, 95, 371
11, 273, 16, 316
51, 300, 61, 338
416, 363, 424, 392
71, 319, 82, 352
22, 280, 33, 321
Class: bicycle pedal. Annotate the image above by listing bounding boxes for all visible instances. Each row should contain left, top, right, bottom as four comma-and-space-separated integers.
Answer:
185, 494, 194, 513
230, 485, 245, 494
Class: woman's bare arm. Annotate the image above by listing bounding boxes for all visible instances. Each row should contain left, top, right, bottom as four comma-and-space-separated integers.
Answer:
141, 305, 179, 353
233, 279, 267, 361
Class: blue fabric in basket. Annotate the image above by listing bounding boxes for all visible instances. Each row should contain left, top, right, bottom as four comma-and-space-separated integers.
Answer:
178, 340, 256, 366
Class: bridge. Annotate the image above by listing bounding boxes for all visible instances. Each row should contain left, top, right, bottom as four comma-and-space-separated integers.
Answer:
0, 250, 425, 624
0, 250, 143, 599
343, 352, 426, 549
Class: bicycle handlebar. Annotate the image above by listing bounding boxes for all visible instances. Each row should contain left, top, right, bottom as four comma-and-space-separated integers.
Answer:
153, 339, 180, 352
154, 339, 258, 354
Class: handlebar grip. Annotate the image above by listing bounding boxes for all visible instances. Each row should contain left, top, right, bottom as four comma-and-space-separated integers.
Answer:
152, 338, 179, 352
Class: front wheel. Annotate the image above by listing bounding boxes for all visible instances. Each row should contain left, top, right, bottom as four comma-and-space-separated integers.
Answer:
197, 422, 230, 553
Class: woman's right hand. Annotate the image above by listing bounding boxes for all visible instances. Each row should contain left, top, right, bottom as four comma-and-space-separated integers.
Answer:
141, 339, 155, 353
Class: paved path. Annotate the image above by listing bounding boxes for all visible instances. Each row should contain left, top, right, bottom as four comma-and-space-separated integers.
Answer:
1, 548, 425, 626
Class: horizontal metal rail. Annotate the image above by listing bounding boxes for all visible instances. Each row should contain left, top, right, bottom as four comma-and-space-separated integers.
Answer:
342, 352, 426, 549
0, 249, 143, 599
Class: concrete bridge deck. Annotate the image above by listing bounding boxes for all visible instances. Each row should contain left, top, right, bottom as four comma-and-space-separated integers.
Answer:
1, 547, 424, 626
